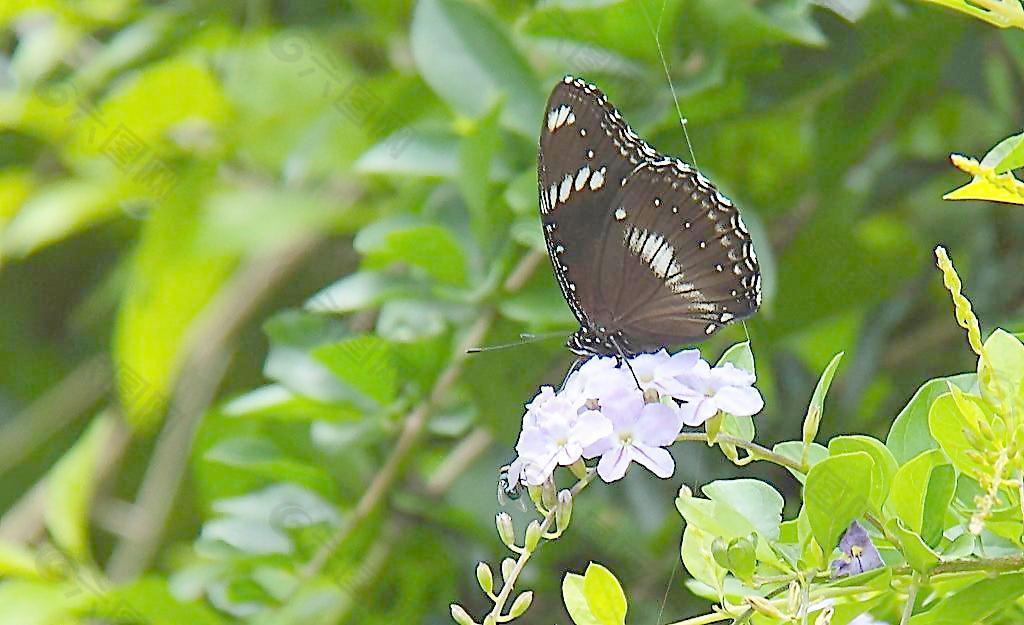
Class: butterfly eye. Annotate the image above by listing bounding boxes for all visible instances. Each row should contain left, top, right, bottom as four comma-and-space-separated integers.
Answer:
538, 76, 761, 357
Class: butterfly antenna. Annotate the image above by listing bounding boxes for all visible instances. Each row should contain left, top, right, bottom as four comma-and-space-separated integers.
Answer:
637, 0, 698, 169
467, 331, 566, 354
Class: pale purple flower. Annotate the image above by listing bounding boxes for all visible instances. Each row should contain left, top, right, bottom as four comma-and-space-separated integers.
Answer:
629, 348, 702, 398
676, 360, 764, 426
509, 387, 612, 486
584, 388, 683, 482
562, 356, 633, 406
831, 521, 884, 578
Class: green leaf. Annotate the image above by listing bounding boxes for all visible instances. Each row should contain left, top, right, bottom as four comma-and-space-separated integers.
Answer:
562, 573, 601, 625
223, 385, 361, 422
582, 562, 627, 625
356, 220, 468, 286
701, 479, 784, 542
305, 271, 425, 314
114, 169, 236, 430
355, 127, 460, 177
312, 335, 397, 406
979, 328, 1024, 410
0, 540, 43, 580
458, 100, 504, 250
928, 391, 989, 478
773, 441, 828, 483
981, 131, 1024, 173
45, 413, 116, 560
887, 374, 976, 464
0, 177, 124, 258
887, 449, 955, 547
909, 572, 1024, 625
716, 341, 755, 377
680, 525, 726, 595
89, 577, 227, 625
0, 581, 75, 625
804, 452, 873, 552
885, 518, 939, 574
828, 435, 898, 512
204, 437, 335, 496
411, 0, 542, 137
802, 352, 844, 447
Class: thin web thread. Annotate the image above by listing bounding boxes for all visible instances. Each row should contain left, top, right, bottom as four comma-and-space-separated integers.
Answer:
637, 0, 698, 169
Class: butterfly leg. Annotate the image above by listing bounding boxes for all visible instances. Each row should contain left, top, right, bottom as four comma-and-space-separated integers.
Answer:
609, 335, 642, 390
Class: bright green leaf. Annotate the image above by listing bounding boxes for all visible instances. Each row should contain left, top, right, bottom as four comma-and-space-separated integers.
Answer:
828, 435, 898, 512
804, 452, 873, 552
887, 449, 955, 546
562, 573, 601, 625
886, 518, 940, 574
411, 0, 542, 137
887, 374, 976, 464
909, 572, 1024, 625
582, 562, 627, 625
45, 413, 116, 560
312, 335, 397, 406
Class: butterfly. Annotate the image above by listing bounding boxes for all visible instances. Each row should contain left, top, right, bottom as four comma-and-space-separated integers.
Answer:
538, 75, 761, 358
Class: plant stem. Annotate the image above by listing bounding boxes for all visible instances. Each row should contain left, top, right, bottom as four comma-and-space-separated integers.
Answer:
299, 312, 495, 579
675, 433, 806, 473
899, 573, 921, 625
485, 470, 596, 623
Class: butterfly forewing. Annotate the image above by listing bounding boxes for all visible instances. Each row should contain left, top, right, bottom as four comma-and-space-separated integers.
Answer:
538, 76, 761, 356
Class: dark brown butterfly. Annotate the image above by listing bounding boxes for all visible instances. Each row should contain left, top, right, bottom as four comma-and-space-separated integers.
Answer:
537, 75, 761, 357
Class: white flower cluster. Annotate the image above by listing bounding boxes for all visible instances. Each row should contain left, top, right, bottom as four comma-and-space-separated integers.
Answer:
508, 349, 764, 485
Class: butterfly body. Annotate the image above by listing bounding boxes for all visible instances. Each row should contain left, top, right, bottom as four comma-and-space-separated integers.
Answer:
538, 76, 761, 357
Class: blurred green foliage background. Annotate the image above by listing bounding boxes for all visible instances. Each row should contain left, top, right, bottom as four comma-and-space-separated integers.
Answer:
0, 0, 1022, 623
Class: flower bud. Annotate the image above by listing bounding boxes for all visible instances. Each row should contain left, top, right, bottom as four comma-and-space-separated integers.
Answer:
541, 479, 558, 509
556, 489, 573, 533
501, 557, 516, 583
569, 459, 588, 479
527, 485, 543, 508
509, 591, 534, 618
677, 484, 692, 499
524, 520, 542, 551
745, 596, 787, 620
815, 606, 835, 625
483, 615, 496, 625
476, 562, 493, 595
451, 603, 476, 625
787, 581, 800, 614
711, 537, 730, 569
496, 513, 515, 548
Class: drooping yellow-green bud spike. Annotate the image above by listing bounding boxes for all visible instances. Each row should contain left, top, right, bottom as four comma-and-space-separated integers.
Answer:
935, 246, 984, 357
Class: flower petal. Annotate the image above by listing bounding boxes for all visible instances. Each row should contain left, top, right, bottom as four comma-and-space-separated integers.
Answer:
630, 443, 675, 478
596, 445, 631, 482
571, 409, 613, 447
714, 385, 764, 417
678, 399, 718, 427
635, 402, 683, 446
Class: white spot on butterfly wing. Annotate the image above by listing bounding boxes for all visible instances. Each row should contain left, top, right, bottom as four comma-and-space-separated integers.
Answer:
555, 105, 571, 129
558, 174, 573, 202
614, 207, 626, 221
589, 167, 606, 190
574, 166, 591, 191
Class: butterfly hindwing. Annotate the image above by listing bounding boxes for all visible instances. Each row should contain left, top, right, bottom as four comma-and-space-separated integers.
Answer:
537, 76, 761, 355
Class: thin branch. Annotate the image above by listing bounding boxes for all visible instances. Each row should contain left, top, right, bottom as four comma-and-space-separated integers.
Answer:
299, 312, 495, 579
106, 236, 319, 581
675, 432, 806, 474
425, 426, 493, 496
0, 355, 110, 477
485, 470, 597, 623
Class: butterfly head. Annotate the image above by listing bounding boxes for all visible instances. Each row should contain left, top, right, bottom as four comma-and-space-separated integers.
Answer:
567, 325, 635, 357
